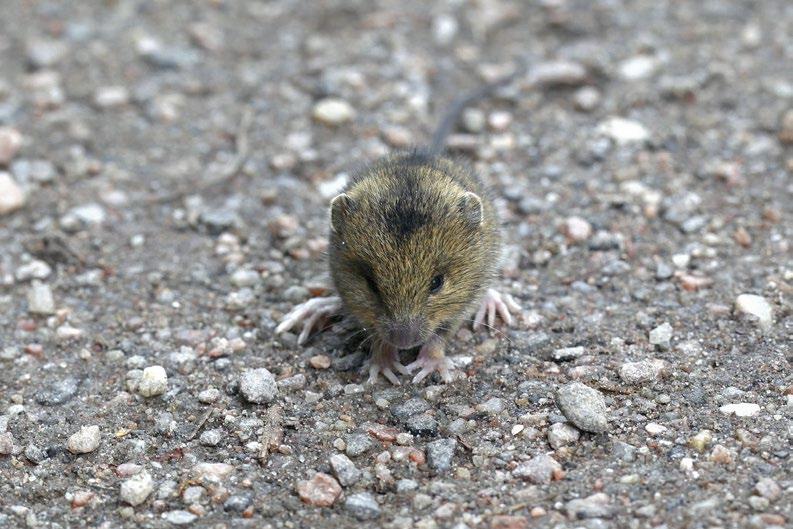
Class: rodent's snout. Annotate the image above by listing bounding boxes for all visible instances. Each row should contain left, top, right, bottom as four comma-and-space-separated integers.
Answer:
384, 318, 426, 349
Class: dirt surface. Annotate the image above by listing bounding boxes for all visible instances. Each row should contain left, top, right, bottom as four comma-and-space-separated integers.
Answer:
0, 1, 791, 528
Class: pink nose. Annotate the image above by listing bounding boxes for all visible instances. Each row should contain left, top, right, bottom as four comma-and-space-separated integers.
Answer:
386, 319, 424, 349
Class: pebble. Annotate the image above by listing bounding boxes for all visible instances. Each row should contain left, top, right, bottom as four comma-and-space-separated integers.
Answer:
94, 86, 130, 108
224, 494, 252, 513
491, 515, 528, 529
312, 98, 356, 125
527, 61, 587, 87
645, 422, 667, 436
432, 14, 458, 45
239, 368, 277, 404
26, 39, 67, 68
0, 172, 25, 215
120, 470, 154, 506
755, 478, 781, 501
191, 462, 233, 482
406, 414, 438, 437
618, 55, 658, 80
597, 117, 649, 144
391, 398, 431, 422
309, 354, 331, 369
649, 322, 673, 349
719, 403, 760, 417
426, 438, 457, 473
138, 366, 168, 397
396, 479, 418, 493
0, 128, 23, 165
297, 472, 341, 507
67, 425, 101, 454
566, 493, 614, 519
330, 453, 361, 486
197, 387, 220, 404
513, 455, 561, 484
709, 444, 733, 464
162, 511, 197, 525
688, 430, 712, 452
552, 346, 585, 362
0, 432, 14, 455
547, 423, 580, 449
345, 492, 381, 520
25, 444, 46, 464
734, 294, 773, 329
619, 359, 667, 384
555, 382, 608, 433
27, 281, 55, 315
15, 260, 52, 281
573, 86, 601, 111
345, 434, 372, 457
199, 429, 223, 447
561, 216, 592, 242
230, 269, 260, 288
462, 108, 486, 133
655, 261, 674, 280
476, 397, 505, 415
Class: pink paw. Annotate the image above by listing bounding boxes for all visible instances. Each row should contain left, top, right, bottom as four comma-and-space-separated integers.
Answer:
275, 296, 342, 345
406, 354, 455, 384
367, 346, 410, 385
473, 288, 521, 334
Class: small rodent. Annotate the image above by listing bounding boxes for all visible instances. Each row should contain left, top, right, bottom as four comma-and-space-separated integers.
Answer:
277, 66, 523, 384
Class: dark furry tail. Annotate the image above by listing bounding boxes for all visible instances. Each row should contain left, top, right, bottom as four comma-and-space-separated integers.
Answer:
428, 59, 528, 156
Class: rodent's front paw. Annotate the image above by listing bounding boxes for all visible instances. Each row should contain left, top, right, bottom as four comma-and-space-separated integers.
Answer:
366, 342, 410, 385
406, 354, 455, 384
275, 296, 342, 345
472, 288, 521, 334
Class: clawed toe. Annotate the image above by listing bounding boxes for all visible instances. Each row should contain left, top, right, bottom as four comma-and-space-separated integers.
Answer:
275, 296, 342, 345
473, 288, 521, 334
406, 356, 454, 384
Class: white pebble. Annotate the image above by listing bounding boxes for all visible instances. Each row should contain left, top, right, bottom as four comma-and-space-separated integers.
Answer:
67, 425, 101, 454
94, 86, 130, 108
138, 366, 168, 397
312, 98, 356, 125
0, 128, 23, 165
561, 216, 592, 242
734, 294, 773, 329
598, 117, 650, 144
120, 470, 154, 506
27, 280, 55, 314
0, 172, 25, 215
645, 422, 667, 435
618, 55, 658, 80
649, 322, 673, 349
719, 403, 760, 417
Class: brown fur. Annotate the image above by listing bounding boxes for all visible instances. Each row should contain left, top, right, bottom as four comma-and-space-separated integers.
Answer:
328, 151, 501, 345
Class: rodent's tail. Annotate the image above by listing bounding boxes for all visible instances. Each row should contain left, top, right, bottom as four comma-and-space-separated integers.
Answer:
428, 58, 528, 157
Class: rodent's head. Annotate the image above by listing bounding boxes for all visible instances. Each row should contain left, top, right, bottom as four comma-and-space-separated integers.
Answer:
328, 157, 498, 349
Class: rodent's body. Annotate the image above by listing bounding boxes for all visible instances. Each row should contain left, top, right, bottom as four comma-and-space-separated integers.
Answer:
328, 152, 501, 350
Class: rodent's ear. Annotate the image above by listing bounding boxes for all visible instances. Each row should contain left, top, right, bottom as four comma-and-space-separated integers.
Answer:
330, 193, 354, 233
459, 192, 483, 226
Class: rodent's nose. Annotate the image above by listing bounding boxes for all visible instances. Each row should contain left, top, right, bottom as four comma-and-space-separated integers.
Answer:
386, 318, 424, 349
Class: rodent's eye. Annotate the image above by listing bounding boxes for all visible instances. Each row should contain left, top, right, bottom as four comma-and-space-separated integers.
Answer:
429, 274, 444, 294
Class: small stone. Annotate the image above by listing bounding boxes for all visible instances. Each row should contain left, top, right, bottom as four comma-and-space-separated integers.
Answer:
230, 269, 260, 287
0, 433, 14, 455
547, 423, 580, 449
344, 493, 380, 521
27, 281, 55, 315
734, 294, 773, 329
239, 368, 277, 404
25, 444, 46, 464
15, 260, 52, 281
162, 511, 197, 525
688, 430, 712, 452
709, 444, 733, 464
199, 429, 223, 447
67, 425, 100, 454
655, 261, 674, 280
94, 86, 130, 108
120, 470, 154, 506
329, 453, 361, 486
555, 382, 608, 433
396, 479, 418, 493
719, 403, 760, 417
224, 494, 252, 513
297, 473, 341, 507
566, 493, 614, 519
138, 366, 168, 397
561, 216, 592, 242
491, 515, 528, 529
0, 128, 23, 165
35, 377, 79, 405
26, 39, 67, 68
462, 108, 486, 133
513, 454, 561, 484
197, 387, 220, 404
645, 422, 667, 436
476, 397, 505, 415
528, 61, 587, 87
278, 374, 306, 391
573, 86, 601, 111
619, 359, 667, 384
779, 109, 793, 145
191, 462, 234, 482
426, 438, 457, 473
312, 98, 356, 125
0, 172, 25, 215
649, 322, 673, 349
309, 355, 331, 369
345, 433, 372, 457
755, 478, 781, 501
488, 111, 513, 131
391, 398, 431, 422
618, 55, 658, 80
406, 414, 438, 437
432, 14, 458, 45
598, 117, 649, 144
552, 346, 585, 362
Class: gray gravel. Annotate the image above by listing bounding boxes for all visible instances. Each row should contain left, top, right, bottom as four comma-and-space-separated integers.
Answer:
1, 1, 791, 528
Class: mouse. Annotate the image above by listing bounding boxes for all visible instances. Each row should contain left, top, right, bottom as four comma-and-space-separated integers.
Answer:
276, 64, 524, 384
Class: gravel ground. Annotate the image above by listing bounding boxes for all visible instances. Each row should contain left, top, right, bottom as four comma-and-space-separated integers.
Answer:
1, 1, 791, 528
